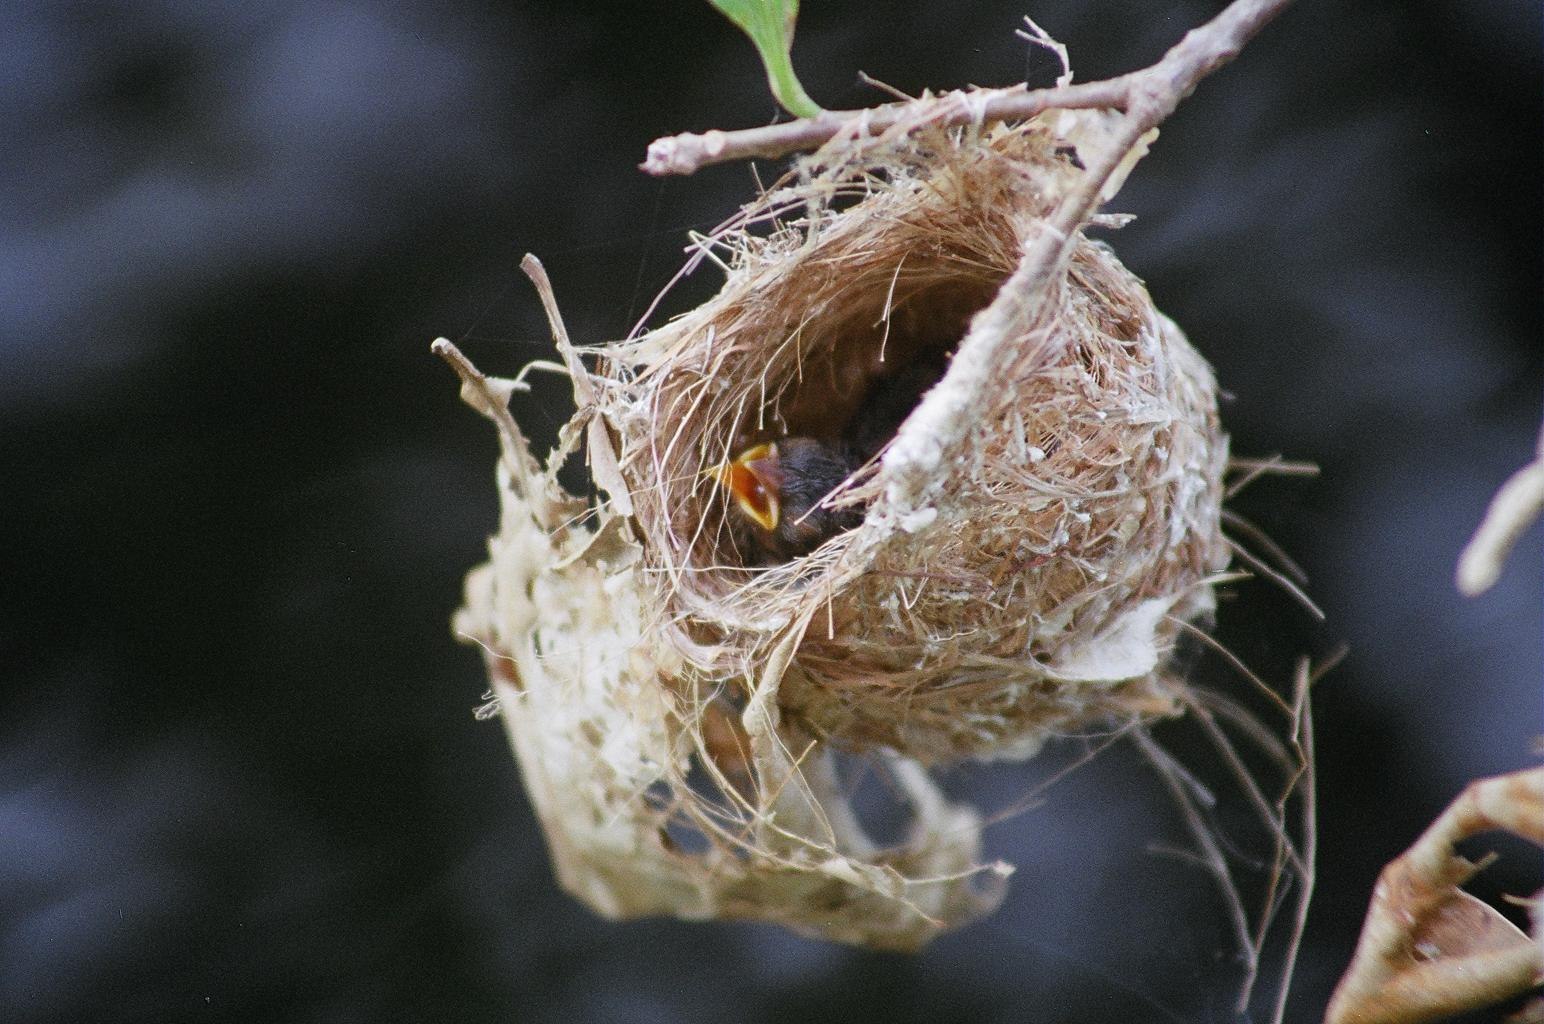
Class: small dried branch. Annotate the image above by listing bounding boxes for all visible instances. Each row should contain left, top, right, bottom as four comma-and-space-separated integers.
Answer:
1456, 417, 1544, 596
431, 338, 540, 479
641, 77, 1125, 177
1325, 766, 1544, 1024
518, 254, 636, 516
1135, 729, 1260, 978
1135, 658, 1318, 1024
1016, 16, 1071, 88
1270, 658, 1317, 1024
642, 0, 1294, 176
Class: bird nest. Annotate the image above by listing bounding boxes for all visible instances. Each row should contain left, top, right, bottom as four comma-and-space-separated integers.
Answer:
448, 108, 1229, 949
601, 117, 1227, 764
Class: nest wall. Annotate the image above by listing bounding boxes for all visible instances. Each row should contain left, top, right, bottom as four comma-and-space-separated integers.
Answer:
597, 120, 1229, 763
451, 110, 1233, 948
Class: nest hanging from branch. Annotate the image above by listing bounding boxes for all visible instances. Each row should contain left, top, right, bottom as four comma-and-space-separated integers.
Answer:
608, 118, 1227, 764
444, 98, 1233, 948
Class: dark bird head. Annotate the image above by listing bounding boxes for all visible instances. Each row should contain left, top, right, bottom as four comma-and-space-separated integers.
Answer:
711, 437, 864, 561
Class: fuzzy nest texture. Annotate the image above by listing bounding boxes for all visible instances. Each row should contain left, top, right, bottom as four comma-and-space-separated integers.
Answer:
450, 107, 1229, 948
600, 117, 1228, 763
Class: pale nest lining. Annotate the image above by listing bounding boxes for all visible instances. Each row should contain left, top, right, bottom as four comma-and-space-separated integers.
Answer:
450, 108, 1228, 949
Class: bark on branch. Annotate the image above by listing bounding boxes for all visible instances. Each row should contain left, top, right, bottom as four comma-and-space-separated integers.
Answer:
642, 0, 1295, 177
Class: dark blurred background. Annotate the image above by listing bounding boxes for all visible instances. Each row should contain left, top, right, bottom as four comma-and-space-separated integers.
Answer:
2, 1, 1539, 1021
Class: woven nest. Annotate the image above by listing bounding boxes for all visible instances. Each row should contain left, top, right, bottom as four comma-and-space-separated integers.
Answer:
450, 108, 1229, 949
601, 117, 1228, 764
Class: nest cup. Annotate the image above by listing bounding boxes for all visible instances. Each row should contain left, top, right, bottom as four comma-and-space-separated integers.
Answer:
451, 111, 1231, 948
602, 119, 1229, 764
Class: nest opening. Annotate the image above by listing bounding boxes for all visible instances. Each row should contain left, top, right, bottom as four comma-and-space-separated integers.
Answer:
744, 274, 997, 446
596, 122, 1228, 764
451, 111, 1237, 951
686, 258, 1011, 573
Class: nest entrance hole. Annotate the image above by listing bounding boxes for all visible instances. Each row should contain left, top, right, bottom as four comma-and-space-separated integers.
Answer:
745, 272, 1004, 453
691, 260, 1010, 570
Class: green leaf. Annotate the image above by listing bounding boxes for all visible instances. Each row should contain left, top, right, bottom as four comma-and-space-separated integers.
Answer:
707, 0, 822, 118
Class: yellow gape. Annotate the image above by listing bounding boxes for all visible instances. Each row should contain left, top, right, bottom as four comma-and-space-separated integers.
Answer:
712, 442, 780, 531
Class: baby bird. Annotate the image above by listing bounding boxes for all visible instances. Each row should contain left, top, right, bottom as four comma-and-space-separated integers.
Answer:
713, 352, 951, 565
712, 437, 863, 561
712, 355, 948, 561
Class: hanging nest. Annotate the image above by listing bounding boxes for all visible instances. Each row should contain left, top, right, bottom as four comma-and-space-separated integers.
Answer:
446, 106, 1229, 949
605, 113, 1227, 763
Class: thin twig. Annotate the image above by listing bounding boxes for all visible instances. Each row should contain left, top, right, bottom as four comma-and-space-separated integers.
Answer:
1265, 658, 1315, 1024
1225, 455, 1321, 499
642, 0, 1295, 176
1183, 691, 1307, 878
1222, 508, 1310, 586
431, 337, 578, 537
1226, 536, 1325, 620
1456, 416, 1544, 596
1135, 729, 1259, 977
1140, 657, 1319, 1023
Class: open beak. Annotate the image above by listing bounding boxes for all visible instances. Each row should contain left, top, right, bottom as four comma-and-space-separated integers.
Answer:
709, 442, 781, 531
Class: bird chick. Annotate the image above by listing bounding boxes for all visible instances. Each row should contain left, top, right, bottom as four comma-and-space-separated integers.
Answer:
712, 437, 863, 561
712, 354, 949, 562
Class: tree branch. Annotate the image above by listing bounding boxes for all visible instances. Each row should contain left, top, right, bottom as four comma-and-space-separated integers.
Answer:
1456, 416, 1544, 596
642, 0, 1295, 177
